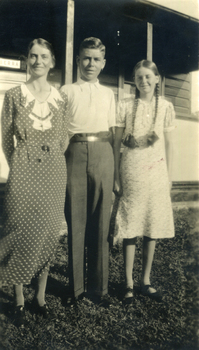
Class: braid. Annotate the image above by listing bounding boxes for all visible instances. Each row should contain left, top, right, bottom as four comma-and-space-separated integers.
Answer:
131, 87, 139, 132
154, 83, 159, 126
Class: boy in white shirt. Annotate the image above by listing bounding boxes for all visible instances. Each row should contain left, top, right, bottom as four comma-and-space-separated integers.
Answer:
61, 37, 115, 303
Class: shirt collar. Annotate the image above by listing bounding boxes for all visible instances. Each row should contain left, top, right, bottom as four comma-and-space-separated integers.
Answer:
77, 78, 100, 91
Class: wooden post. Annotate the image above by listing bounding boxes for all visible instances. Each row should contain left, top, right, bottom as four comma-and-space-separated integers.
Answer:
161, 75, 165, 96
64, 0, 75, 84
147, 22, 153, 61
118, 65, 124, 101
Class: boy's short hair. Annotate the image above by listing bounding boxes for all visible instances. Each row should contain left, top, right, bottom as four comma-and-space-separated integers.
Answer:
79, 37, 106, 57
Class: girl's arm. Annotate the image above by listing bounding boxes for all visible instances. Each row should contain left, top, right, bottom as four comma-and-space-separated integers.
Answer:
164, 131, 174, 190
113, 127, 124, 196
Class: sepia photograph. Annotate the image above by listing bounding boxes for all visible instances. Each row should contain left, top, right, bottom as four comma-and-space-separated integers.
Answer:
0, 0, 198, 349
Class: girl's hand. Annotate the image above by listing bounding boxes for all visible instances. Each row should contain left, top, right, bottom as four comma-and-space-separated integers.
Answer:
113, 178, 123, 197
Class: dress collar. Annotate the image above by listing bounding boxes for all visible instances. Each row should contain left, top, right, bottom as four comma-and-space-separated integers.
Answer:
138, 96, 155, 106
20, 83, 64, 109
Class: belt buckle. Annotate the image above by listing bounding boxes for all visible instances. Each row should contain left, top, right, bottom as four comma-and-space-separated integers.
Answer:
88, 136, 97, 142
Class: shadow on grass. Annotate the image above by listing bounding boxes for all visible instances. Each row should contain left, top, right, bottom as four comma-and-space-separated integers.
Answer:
0, 206, 198, 350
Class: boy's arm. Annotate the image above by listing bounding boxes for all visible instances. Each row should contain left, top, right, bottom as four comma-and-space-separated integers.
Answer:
109, 127, 114, 146
108, 90, 116, 145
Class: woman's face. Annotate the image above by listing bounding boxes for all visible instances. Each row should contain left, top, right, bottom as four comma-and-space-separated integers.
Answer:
134, 67, 159, 96
28, 44, 54, 78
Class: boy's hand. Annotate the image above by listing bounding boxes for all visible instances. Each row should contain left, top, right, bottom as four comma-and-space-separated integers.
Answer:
113, 179, 122, 197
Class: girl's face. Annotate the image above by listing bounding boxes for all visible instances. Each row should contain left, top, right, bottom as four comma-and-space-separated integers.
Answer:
134, 67, 159, 96
28, 44, 54, 78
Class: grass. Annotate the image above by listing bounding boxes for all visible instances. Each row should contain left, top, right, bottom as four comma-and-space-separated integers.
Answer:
0, 207, 198, 350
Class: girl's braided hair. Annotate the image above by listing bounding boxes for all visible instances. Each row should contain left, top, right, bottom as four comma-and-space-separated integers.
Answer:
132, 60, 160, 129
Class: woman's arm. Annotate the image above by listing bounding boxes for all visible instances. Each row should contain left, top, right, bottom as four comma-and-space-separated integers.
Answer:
164, 131, 174, 190
1, 91, 14, 167
113, 127, 124, 196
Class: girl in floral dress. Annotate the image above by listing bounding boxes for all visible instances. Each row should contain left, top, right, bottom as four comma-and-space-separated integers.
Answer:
0, 39, 68, 324
113, 60, 175, 302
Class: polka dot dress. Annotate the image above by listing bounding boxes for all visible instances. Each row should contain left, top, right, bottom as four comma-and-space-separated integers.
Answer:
0, 84, 68, 285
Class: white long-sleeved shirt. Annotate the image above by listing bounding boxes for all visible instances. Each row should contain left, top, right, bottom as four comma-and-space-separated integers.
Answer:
60, 79, 116, 138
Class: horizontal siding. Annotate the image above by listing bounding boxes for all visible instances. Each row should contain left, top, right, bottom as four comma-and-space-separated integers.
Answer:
167, 74, 190, 81
165, 78, 190, 90
165, 87, 189, 99
165, 73, 191, 118
168, 97, 190, 108
124, 82, 135, 97
175, 106, 191, 116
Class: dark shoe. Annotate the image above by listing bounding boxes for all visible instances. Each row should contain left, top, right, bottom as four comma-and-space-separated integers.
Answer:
36, 304, 49, 319
123, 287, 134, 305
32, 298, 49, 319
66, 296, 78, 306
87, 294, 111, 307
13, 305, 25, 327
140, 284, 162, 302
66, 293, 84, 307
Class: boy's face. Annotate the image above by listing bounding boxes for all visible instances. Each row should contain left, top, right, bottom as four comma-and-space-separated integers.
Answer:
76, 48, 106, 83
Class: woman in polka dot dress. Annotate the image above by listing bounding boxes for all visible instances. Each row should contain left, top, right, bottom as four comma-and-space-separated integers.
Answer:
0, 38, 68, 322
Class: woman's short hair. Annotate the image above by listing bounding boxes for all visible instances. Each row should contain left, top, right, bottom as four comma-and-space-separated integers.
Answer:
27, 38, 55, 67
79, 37, 106, 57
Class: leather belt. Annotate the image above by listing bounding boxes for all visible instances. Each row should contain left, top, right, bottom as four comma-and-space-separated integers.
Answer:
70, 132, 111, 143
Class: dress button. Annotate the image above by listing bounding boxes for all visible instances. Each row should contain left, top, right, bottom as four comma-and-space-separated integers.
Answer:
38, 159, 41, 163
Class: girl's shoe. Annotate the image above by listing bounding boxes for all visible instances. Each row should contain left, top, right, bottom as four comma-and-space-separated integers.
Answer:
13, 305, 25, 327
36, 304, 49, 319
32, 298, 49, 319
140, 284, 162, 302
123, 287, 134, 304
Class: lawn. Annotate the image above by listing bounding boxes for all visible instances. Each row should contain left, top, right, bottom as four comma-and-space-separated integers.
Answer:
0, 207, 198, 350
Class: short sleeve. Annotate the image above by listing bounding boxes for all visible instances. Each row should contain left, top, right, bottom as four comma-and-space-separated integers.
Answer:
1, 91, 14, 166
116, 99, 126, 127
164, 102, 176, 132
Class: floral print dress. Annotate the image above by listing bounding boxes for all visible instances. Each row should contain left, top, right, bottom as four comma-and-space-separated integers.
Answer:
0, 84, 68, 285
114, 96, 175, 243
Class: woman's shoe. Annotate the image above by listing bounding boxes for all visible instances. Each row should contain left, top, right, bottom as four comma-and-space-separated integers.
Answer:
123, 287, 134, 304
140, 284, 162, 302
13, 305, 25, 327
